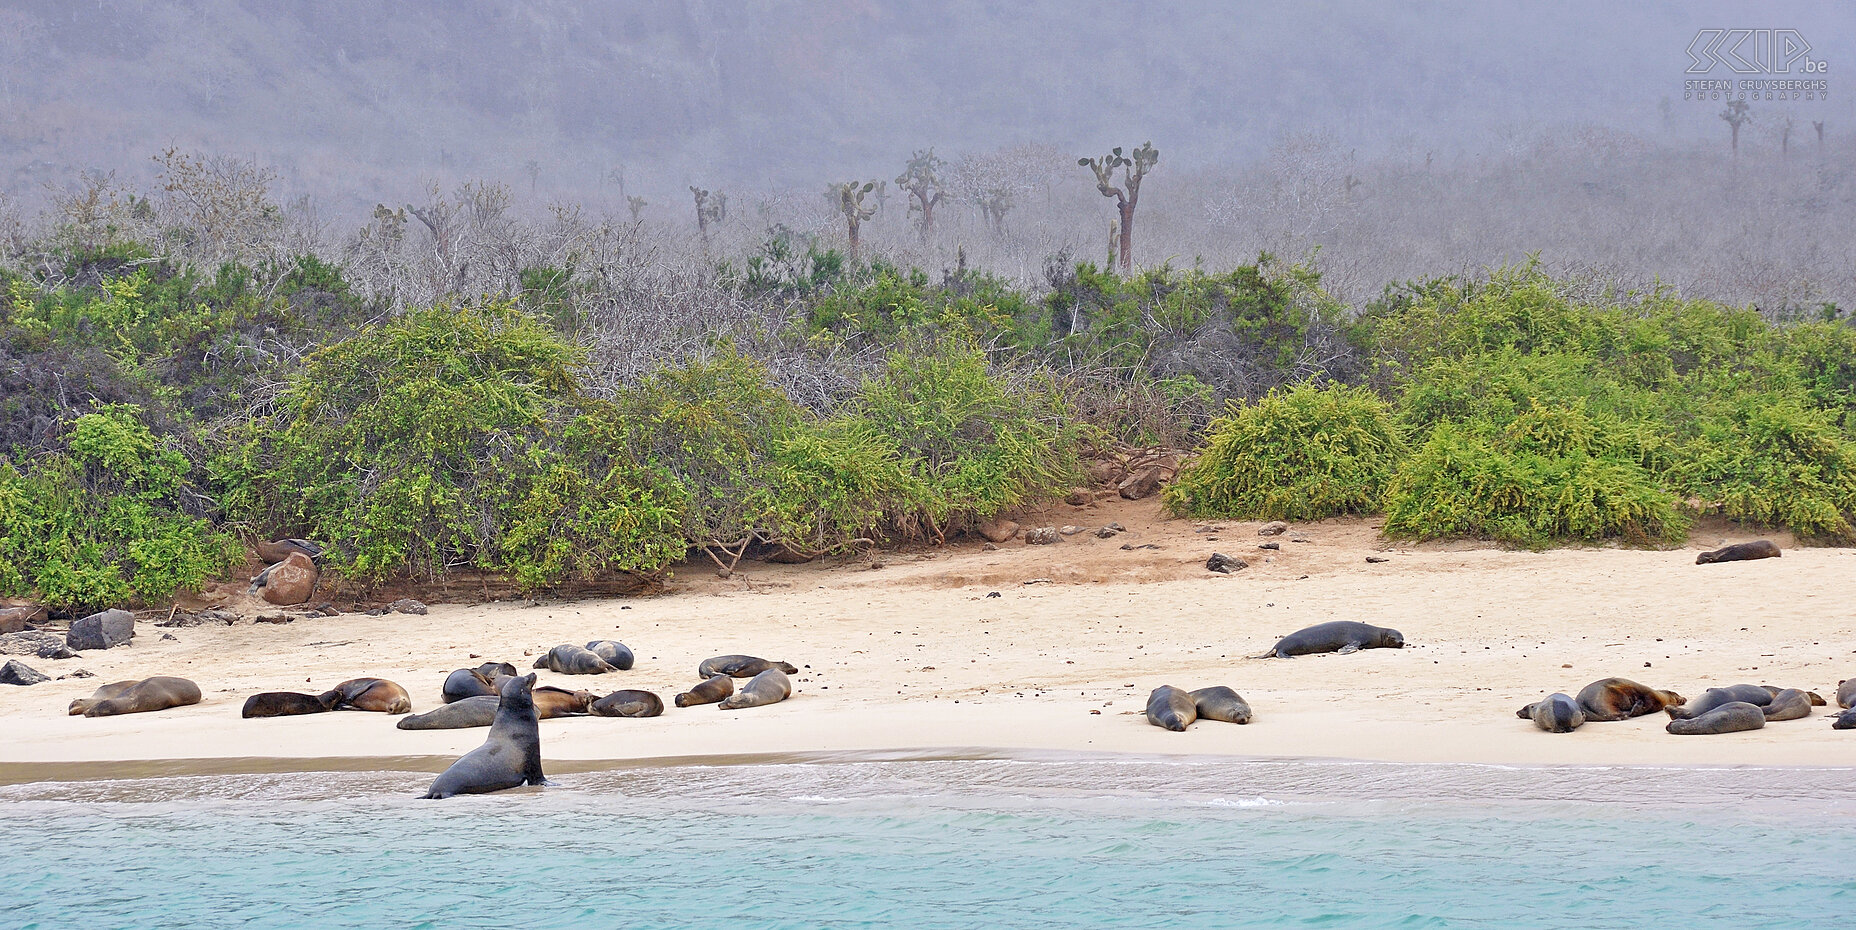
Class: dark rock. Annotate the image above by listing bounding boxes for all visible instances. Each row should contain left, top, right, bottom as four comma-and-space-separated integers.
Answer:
1094, 525, 1121, 539
1117, 466, 1163, 500
978, 519, 1020, 544
389, 597, 429, 615
0, 659, 48, 685
1257, 521, 1289, 536
1206, 553, 1248, 574
1258, 542, 1280, 550
364, 607, 390, 616
67, 609, 135, 651
1064, 487, 1093, 506
1024, 526, 1061, 545
254, 614, 292, 624
312, 602, 339, 616
1366, 556, 1390, 563
1059, 525, 1086, 536
1106, 522, 1125, 532
160, 633, 177, 641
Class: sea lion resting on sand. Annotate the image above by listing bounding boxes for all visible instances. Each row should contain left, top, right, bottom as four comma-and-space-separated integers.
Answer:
1254, 621, 1404, 659
1575, 678, 1684, 721
1695, 540, 1781, 564
589, 689, 662, 718
585, 641, 634, 671
1517, 693, 1586, 733
1838, 678, 1856, 710
675, 674, 735, 707
1666, 702, 1766, 735
534, 644, 616, 675
1190, 686, 1253, 724
244, 678, 412, 718
398, 685, 595, 729
717, 669, 790, 710
1668, 684, 1824, 720
1146, 685, 1252, 731
243, 691, 335, 718
699, 655, 799, 679
68, 677, 202, 717
1833, 707, 1856, 730
422, 673, 548, 799
443, 663, 519, 703
1762, 688, 1815, 721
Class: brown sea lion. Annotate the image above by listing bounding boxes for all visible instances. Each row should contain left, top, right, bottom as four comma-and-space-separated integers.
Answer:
1762, 689, 1814, 721
589, 689, 663, 718
68, 677, 202, 717
1667, 684, 1772, 719
699, 655, 800, 679
1145, 685, 1198, 731
717, 669, 791, 710
1762, 685, 1825, 706
1189, 686, 1252, 724
241, 691, 336, 718
1517, 692, 1586, 733
1253, 621, 1404, 659
1666, 701, 1766, 735
1695, 540, 1781, 564
397, 685, 593, 729
319, 678, 412, 714
534, 644, 616, 675
1575, 678, 1684, 722
254, 538, 324, 564
675, 674, 735, 708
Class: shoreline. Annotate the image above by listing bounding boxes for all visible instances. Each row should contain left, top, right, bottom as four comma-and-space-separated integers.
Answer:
6, 499, 1856, 780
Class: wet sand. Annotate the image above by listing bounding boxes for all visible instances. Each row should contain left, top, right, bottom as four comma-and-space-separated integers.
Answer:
5, 498, 1854, 773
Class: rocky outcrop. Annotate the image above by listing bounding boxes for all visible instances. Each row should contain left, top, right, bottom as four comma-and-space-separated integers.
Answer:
67, 609, 135, 651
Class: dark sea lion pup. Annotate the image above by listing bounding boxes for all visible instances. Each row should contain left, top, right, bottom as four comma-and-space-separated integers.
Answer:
589, 689, 663, 718
422, 673, 548, 799
699, 655, 800, 679
1517, 693, 1585, 733
1145, 685, 1198, 731
68, 677, 203, 717
242, 691, 335, 718
585, 641, 635, 671
1254, 621, 1404, 659
1666, 702, 1766, 735
1575, 678, 1683, 721
1695, 540, 1781, 564
1190, 686, 1252, 724
675, 674, 735, 708
534, 644, 617, 675
718, 669, 791, 710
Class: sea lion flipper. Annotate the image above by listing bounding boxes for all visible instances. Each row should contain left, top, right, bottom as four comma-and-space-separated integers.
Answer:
1337, 642, 1361, 655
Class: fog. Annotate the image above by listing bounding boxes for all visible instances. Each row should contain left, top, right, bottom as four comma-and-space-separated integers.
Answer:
3, 0, 1854, 307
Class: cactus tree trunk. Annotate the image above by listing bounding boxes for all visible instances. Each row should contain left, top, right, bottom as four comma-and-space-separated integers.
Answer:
1117, 200, 1135, 273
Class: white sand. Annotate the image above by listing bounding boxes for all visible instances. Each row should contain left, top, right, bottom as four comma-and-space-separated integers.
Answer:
5, 498, 1855, 771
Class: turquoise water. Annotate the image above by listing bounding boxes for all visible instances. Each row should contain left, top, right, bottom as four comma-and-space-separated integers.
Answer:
3, 759, 1853, 929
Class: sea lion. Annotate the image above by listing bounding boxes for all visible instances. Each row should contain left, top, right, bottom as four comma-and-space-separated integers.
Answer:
589, 689, 663, 718
1762, 688, 1814, 721
698, 655, 800, 679
1189, 686, 1252, 724
397, 686, 595, 730
1254, 621, 1404, 659
1833, 708, 1856, 730
674, 674, 735, 708
1145, 685, 1198, 731
1666, 701, 1767, 735
422, 672, 547, 799
1575, 678, 1684, 721
1841, 679, 1856, 710
318, 677, 412, 714
444, 668, 496, 703
1695, 540, 1781, 564
533, 644, 616, 675
585, 641, 635, 671
241, 691, 335, 718
254, 538, 324, 564
717, 668, 791, 710
1667, 684, 1773, 719
67, 677, 202, 717
1762, 685, 1825, 706
1518, 692, 1586, 732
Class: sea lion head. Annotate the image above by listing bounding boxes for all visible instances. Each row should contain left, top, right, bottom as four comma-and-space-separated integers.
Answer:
1378, 628, 1406, 649
1650, 688, 1684, 711
500, 672, 538, 710
776, 661, 799, 674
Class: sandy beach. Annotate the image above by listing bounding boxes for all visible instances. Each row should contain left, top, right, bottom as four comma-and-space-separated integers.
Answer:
5, 497, 1855, 777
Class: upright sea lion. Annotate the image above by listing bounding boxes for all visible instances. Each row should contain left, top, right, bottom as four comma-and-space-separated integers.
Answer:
1762, 689, 1814, 721
589, 689, 663, 718
1145, 685, 1198, 731
319, 677, 412, 714
1189, 686, 1252, 724
1840, 678, 1856, 710
585, 641, 635, 671
699, 655, 800, 679
1667, 684, 1773, 719
1666, 701, 1766, 735
533, 644, 616, 675
1575, 678, 1684, 721
1518, 692, 1586, 732
674, 674, 735, 708
717, 668, 791, 710
396, 685, 594, 730
1254, 621, 1404, 659
422, 673, 547, 799
242, 691, 335, 718
1695, 540, 1781, 564
68, 677, 202, 717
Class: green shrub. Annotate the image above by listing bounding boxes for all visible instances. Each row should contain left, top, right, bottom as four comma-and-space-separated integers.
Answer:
1164, 382, 1404, 520
0, 405, 239, 612
1673, 394, 1856, 540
